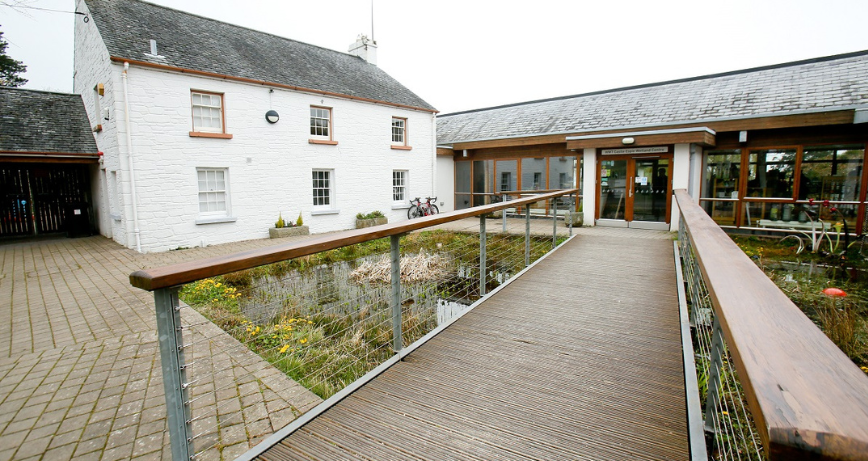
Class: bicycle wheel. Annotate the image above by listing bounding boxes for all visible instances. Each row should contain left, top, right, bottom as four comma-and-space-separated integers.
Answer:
429, 204, 439, 215
408, 206, 420, 219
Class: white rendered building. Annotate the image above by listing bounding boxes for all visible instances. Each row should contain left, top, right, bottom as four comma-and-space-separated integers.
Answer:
75, 0, 437, 252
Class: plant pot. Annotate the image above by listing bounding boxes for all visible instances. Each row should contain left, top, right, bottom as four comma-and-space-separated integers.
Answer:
564, 211, 583, 227
355, 217, 388, 229
269, 226, 310, 239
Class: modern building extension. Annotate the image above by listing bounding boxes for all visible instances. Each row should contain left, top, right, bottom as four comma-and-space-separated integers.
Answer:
436, 50, 868, 233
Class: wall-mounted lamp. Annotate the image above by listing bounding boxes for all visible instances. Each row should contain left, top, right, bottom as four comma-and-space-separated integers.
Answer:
462, 149, 468, 158
265, 110, 279, 124
622, 137, 635, 145
739, 130, 748, 143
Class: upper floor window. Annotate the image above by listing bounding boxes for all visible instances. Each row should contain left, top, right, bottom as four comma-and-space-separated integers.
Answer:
191, 91, 225, 134
391, 117, 411, 150
309, 107, 336, 145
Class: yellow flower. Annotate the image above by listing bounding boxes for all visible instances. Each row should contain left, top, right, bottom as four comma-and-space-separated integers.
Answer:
307, 320, 313, 324
861, 366, 868, 374
215, 283, 222, 288
279, 344, 290, 353
299, 338, 308, 344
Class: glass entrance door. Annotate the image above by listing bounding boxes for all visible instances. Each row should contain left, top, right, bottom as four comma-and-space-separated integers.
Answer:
600, 159, 628, 220
598, 156, 671, 226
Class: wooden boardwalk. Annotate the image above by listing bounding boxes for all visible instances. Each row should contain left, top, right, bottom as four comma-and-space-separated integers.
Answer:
258, 232, 689, 460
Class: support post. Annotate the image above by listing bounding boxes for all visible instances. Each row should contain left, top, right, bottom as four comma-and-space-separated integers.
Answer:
525, 204, 531, 267
552, 198, 558, 249
480, 216, 487, 296
390, 234, 403, 352
155, 288, 192, 461
502, 195, 508, 233
569, 195, 574, 237
704, 317, 725, 436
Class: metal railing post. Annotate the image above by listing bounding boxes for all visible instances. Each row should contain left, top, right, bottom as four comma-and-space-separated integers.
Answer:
155, 288, 192, 461
525, 204, 531, 267
569, 195, 574, 237
704, 317, 725, 436
502, 195, 508, 233
552, 198, 558, 249
390, 234, 403, 352
480, 216, 487, 296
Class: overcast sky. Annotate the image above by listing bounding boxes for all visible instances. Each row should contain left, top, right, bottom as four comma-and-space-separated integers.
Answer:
3, 0, 868, 114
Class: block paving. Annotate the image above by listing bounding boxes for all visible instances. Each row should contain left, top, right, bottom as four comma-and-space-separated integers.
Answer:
0, 235, 322, 461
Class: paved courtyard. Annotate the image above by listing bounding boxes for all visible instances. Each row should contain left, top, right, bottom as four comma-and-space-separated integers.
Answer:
0, 235, 322, 461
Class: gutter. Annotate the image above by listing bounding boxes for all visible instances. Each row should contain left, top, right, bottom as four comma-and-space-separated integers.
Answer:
121, 62, 142, 252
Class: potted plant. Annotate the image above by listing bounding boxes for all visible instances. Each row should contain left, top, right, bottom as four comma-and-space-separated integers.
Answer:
269, 212, 310, 238
355, 211, 387, 228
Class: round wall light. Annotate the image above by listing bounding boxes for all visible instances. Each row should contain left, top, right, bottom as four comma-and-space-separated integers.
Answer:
622, 137, 635, 145
265, 110, 280, 124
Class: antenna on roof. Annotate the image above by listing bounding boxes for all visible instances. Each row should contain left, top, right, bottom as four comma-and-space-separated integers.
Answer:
371, 0, 375, 42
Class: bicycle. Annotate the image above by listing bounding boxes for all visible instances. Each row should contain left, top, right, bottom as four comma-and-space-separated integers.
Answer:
408, 197, 439, 219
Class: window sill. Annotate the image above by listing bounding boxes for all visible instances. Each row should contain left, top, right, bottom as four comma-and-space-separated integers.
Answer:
391, 204, 410, 210
190, 131, 233, 139
195, 216, 237, 225
390, 145, 412, 151
310, 209, 339, 216
309, 139, 338, 146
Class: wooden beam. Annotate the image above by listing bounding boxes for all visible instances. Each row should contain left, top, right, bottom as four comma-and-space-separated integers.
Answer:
130, 189, 578, 291
567, 130, 715, 150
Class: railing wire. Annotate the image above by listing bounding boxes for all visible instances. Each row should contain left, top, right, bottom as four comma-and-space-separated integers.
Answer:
678, 218, 765, 461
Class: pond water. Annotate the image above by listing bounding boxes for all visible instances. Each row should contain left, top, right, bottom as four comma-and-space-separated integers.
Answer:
765, 261, 867, 282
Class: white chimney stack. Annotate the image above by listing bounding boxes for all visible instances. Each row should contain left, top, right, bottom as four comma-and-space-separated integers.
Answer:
348, 34, 377, 66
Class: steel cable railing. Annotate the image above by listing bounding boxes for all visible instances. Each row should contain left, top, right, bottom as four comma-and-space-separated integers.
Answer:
131, 190, 577, 460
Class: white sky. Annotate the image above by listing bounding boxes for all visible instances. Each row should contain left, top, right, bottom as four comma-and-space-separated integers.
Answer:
3, 0, 868, 114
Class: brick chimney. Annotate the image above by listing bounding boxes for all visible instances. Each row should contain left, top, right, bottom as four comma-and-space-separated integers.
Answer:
348, 34, 377, 66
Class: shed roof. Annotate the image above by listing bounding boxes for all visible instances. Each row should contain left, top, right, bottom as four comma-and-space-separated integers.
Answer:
0, 88, 98, 154
437, 50, 868, 144
82, 0, 435, 112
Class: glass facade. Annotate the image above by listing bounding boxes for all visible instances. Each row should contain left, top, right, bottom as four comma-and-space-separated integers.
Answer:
699, 144, 866, 232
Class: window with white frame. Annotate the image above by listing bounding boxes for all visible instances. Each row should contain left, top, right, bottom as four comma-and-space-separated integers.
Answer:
393, 170, 407, 202
312, 169, 334, 207
310, 107, 331, 139
391, 117, 406, 145
191, 91, 224, 133
197, 168, 229, 216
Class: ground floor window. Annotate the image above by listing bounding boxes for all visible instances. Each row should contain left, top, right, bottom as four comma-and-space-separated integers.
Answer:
454, 155, 580, 212
700, 144, 866, 232
393, 170, 407, 202
197, 168, 229, 216
312, 169, 334, 208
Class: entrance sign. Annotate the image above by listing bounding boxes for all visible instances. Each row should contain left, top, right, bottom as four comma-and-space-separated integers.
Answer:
601, 147, 668, 155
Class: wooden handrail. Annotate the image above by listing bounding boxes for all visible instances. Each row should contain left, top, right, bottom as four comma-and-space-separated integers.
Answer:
675, 189, 868, 460
130, 189, 578, 291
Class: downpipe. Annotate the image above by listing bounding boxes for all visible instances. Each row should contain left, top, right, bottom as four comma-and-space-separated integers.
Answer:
122, 62, 142, 252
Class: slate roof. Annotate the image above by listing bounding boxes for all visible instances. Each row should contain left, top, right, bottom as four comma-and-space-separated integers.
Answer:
437, 51, 868, 144
82, 0, 435, 112
0, 88, 98, 154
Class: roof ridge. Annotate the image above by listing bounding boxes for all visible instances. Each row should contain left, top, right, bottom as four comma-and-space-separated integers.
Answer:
0, 87, 82, 97
439, 49, 868, 118
95, 0, 365, 62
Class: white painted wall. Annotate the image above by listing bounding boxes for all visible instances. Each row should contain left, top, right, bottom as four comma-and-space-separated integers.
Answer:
435, 155, 455, 212
74, 3, 435, 252
582, 148, 596, 226
670, 143, 692, 230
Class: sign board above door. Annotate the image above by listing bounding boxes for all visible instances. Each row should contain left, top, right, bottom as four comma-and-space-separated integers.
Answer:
601, 147, 669, 155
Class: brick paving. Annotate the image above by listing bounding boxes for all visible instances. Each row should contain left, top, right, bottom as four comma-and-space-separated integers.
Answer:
0, 235, 322, 461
